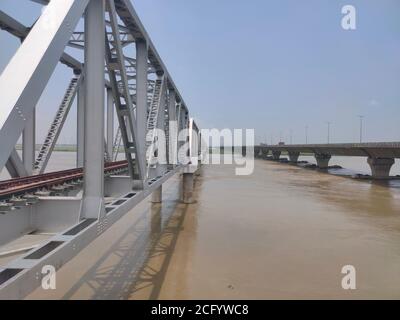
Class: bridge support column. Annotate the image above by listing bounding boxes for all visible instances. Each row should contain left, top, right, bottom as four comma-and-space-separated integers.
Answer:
135, 38, 148, 180
23, 109, 35, 175
315, 153, 331, 169
80, 0, 105, 219
106, 88, 114, 161
367, 157, 394, 179
182, 173, 194, 204
151, 185, 162, 203
288, 152, 300, 163
272, 150, 281, 160
261, 148, 269, 159
77, 76, 85, 167
168, 88, 177, 166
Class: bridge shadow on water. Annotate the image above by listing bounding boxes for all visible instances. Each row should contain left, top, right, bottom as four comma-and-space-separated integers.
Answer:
61, 177, 201, 300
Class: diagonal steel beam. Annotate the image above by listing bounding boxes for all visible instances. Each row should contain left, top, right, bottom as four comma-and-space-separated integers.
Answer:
115, 0, 189, 115
35, 76, 82, 174
5, 149, 28, 178
0, 0, 89, 173
146, 76, 167, 177
0, 10, 82, 71
0, 11, 114, 88
29, 0, 50, 5
0, 10, 29, 40
105, 0, 145, 181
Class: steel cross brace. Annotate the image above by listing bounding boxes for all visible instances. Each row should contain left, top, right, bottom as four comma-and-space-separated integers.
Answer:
105, 1, 144, 182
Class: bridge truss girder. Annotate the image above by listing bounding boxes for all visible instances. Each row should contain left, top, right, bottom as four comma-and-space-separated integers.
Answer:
0, 0, 202, 299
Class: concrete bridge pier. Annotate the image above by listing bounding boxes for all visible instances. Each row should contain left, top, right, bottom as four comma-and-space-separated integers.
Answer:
261, 148, 269, 159
272, 151, 281, 160
367, 157, 395, 179
315, 153, 331, 169
288, 152, 300, 163
151, 186, 162, 203
182, 173, 194, 204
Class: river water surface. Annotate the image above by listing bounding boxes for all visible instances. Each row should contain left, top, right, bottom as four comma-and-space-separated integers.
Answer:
2, 153, 399, 299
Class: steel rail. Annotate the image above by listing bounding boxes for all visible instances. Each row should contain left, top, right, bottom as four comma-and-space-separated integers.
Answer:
0, 161, 128, 199
0, 161, 127, 188
0, 168, 82, 189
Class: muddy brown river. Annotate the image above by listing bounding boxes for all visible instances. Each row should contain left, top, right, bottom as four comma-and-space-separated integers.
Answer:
16, 154, 400, 299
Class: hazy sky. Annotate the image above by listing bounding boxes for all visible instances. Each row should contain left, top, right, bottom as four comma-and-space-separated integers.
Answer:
1, 0, 400, 144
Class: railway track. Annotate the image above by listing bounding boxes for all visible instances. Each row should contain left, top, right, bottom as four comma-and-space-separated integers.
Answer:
0, 161, 128, 212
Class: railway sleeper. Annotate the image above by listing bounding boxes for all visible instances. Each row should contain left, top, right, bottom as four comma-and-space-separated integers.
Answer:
0, 165, 128, 214
0, 202, 13, 214
9, 197, 28, 207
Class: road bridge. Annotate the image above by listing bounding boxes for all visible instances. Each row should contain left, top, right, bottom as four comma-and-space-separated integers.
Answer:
255, 143, 400, 179
0, 0, 203, 299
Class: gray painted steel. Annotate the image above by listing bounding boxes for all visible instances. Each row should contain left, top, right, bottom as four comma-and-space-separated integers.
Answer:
23, 110, 35, 175
106, 89, 114, 160
0, 0, 89, 172
80, 0, 106, 219
0, 0, 201, 299
76, 78, 85, 167
5, 149, 28, 178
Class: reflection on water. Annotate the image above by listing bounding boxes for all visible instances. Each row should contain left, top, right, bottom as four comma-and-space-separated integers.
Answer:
23, 153, 400, 299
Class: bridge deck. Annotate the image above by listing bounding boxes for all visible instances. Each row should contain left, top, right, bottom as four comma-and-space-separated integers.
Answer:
257, 142, 400, 158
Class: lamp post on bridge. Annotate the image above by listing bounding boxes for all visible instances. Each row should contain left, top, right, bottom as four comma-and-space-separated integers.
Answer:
326, 121, 331, 144
305, 125, 308, 144
358, 115, 364, 143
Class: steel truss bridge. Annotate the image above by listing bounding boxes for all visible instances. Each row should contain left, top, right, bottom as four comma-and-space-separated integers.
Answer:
0, 0, 203, 299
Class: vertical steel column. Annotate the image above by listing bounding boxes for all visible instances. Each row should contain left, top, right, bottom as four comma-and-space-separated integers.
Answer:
155, 79, 167, 177
81, 0, 105, 219
180, 107, 187, 131
76, 79, 85, 167
135, 39, 148, 180
22, 109, 35, 174
176, 103, 182, 164
168, 89, 177, 165
106, 88, 114, 161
